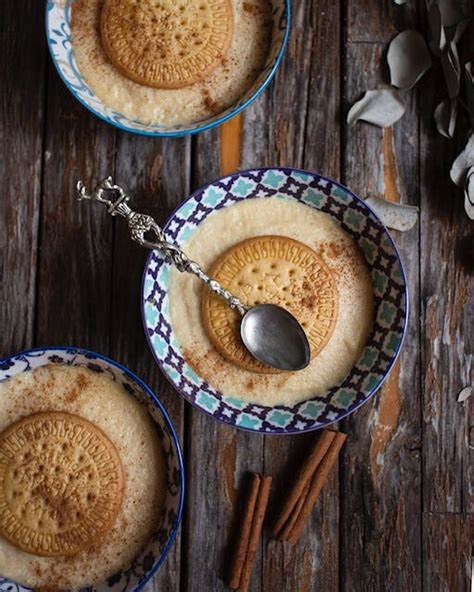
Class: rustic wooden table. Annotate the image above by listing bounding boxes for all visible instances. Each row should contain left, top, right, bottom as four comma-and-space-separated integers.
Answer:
1, 1, 473, 591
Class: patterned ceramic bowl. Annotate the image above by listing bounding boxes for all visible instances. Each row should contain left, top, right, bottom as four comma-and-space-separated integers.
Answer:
45, 0, 290, 137
142, 168, 408, 434
0, 347, 184, 592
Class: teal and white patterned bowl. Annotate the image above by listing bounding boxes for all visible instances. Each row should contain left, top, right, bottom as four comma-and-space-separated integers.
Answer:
142, 168, 408, 434
46, 0, 290, 137
0, 347, 184, 592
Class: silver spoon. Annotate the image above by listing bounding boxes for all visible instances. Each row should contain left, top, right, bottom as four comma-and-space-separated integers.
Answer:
76, 177, 311, 371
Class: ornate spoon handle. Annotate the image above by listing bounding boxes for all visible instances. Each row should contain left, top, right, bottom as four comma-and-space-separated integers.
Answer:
76, 177, 248, 315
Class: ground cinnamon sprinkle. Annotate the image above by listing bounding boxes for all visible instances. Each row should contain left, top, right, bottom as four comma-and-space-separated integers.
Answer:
243, 2, 262, 15
65, 387, 79, 402
327, 241, 344, 259
300, 293, 317, 310
182, 345, 295, 393
200, 88, 220, 114
76, 371, 89, 390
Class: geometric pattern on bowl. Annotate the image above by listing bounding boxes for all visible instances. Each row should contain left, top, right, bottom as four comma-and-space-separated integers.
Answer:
142, 167, 408, 434
0, 347, 184, 592
46, 0, 291, 137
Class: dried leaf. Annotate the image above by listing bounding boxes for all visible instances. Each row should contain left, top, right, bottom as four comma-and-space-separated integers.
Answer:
457, 386, 472, 402
464, 166, 474, 220
441, 40, 461, 98
437, 0, 472, 27
452, 17, 470, 43
465, 62, 474, 128
347, 89, 406, 128
434, 97, 458, 138
428, 3, 447, 55
388, 30, 432, 89
450, 134, 474, 186
365, 197, 419, 231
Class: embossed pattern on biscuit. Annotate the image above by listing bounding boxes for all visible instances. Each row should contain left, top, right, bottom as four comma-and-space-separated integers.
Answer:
101, 0, 233, 89
0, 412, 124, 557
201, 235, 339, 374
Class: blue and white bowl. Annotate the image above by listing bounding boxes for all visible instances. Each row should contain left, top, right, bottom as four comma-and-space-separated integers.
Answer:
0, 347, 184, 592
142, 168, 408, 434
46, 0, 291, 137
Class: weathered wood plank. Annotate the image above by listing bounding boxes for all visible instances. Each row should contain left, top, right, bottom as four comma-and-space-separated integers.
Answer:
419, 27, 474, 516
35, 67, 116, 349
3, 2, 472, 592
220, 115, 243, 175
181, 125, 265, 592
340, 40, 422, 591
423, 513, 473, 592
0, 0, 46, 355
263, 434, 340, 592
110, 133, 191, 591
346, 0, 417, 44
262, 1, 342, 590
302, 0, 341, 179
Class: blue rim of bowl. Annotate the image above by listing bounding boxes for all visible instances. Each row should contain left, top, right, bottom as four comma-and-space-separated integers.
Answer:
0, 345, 185, 591
140, 166, 409, 434
45, 0, 292, 137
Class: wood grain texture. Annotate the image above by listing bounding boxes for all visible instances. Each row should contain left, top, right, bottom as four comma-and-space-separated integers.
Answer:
419, 26, 474, 515
340, 38, 422, 591
0, 0, 46, 355
110, 133, 191, 591
182, 126, 265, 592
35, 67, 116, 349
0, 1, 472, 591
346, 0, 417, 43
423, 513, 473, 592
262, 1, 342, 590
220, 114, 243, 175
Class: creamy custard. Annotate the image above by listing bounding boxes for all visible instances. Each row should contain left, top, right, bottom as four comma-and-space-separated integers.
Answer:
169, 197, 374, 407
0, 364, 166, 589
71, 0, 272, 126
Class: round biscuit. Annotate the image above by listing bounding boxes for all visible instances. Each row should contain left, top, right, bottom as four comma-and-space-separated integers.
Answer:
201, 235, 339, 374
0, 411, 124, 557
101, 0, 233, 89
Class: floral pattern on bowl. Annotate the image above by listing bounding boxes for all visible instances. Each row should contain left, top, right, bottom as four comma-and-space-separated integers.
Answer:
142, 167, 408, 434
0, 347, 184, 592
45, 0, 290, 137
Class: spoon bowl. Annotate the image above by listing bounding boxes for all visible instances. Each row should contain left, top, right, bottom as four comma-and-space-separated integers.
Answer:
240, 304, 311, 371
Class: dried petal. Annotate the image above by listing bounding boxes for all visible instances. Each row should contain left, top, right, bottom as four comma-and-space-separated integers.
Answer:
464, 166, 474, 220
450, 134, 474, 186
388, 30, 432, 89
428, 2, 446, 55
437, 0, 472, 27
434, 97, 457, 138
465, 62, 474, 128
365, 197, 419, 231
452, 17, 470, 43
457, 386, 472, 402
441, 40, 461, 98
347, 89, 406, 128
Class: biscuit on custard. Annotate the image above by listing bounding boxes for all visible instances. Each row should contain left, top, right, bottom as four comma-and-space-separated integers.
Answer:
101, 0, 233, 89
0, 411, 124, 557
201, 235, 339, 374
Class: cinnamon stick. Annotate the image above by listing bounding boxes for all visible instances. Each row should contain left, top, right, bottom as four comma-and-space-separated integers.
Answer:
239, 475, 272, 592
287, 431, 347, 544
278, 479, 310, 541
272, 429, 336, 537
228, 473, 261, 589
